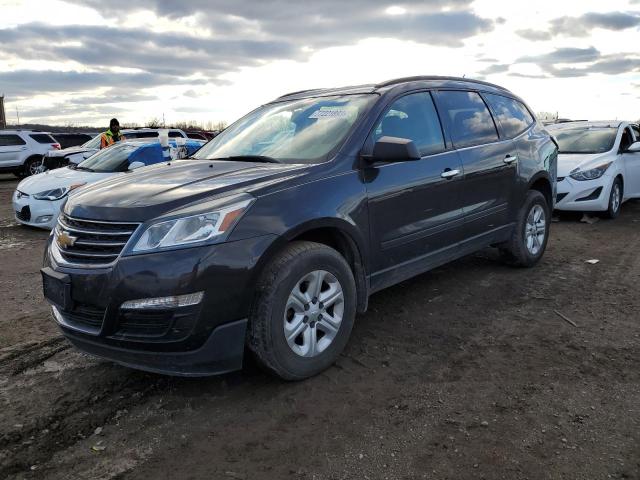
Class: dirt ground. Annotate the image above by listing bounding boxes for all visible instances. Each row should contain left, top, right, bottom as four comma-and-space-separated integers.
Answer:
0, 172, 639, 480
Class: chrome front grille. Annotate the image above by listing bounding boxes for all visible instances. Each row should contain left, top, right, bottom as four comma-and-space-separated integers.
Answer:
53, 214, 140, 267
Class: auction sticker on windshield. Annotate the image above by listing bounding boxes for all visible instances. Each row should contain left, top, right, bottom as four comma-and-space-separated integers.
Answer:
309, 107, 350, 119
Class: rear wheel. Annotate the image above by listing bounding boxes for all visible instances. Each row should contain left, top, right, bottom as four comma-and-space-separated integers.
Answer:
23, 156, 44, 177
603, 177, 622, 219
500, 190, 550, 267
248, 241, 356, 380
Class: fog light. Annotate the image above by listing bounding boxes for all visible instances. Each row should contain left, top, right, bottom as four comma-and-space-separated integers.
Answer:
36, 215, 53, 224
120, 292, 204, 310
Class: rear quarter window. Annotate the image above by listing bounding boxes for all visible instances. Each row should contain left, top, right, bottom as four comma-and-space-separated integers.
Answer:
483, 93, 534, 139
434, 91, 499, 149
0, 134, 27, 146
29, 134, 56, 144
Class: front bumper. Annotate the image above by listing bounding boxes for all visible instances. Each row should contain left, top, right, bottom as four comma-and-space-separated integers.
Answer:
56, 305, 248, 376
44, 234, 277, 376
13, 192, 61, 229
555, 175, 611, 212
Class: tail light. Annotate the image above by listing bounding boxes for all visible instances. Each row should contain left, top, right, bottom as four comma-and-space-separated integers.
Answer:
52, 143, 61, 150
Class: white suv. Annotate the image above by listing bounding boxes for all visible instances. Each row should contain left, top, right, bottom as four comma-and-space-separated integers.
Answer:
0, 130, 61, 177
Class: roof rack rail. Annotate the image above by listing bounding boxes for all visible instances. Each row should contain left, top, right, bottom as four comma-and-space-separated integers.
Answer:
276, 88, 322, 99
375, 75, 511, 92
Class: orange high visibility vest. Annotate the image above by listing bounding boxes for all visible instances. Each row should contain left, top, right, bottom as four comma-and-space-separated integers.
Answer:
100, 130, 122, 149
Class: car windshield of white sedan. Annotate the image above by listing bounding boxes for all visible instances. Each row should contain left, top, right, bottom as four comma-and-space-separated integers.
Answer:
555, 127, 617, 154
81, 135, 101, 149
76, 144, 140, 172
192, 94, 376, 164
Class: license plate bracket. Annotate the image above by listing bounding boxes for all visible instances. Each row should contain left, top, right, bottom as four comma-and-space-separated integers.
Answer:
41, 267, 72, 311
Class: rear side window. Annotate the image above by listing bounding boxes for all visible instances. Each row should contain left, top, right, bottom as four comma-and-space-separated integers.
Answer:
632, 125, 640, 141
0, 134, 26, 146
29, 134, 56, 144
483, 93, 534, 139
373, 92, 445, 156
435, 91, 499, 149
168, 131, 183, 138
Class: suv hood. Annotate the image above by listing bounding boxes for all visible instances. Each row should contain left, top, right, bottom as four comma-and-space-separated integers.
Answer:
557, 152, 613, 177
65, 160, 308, 222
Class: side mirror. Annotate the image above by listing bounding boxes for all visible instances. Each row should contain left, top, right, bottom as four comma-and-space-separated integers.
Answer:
128, 161, 145, 170
369, 136, 421, 163
626, 141, 640, 153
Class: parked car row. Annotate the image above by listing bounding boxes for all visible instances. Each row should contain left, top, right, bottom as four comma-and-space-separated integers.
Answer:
14, 138, 204, 229
0, 128, 211, 176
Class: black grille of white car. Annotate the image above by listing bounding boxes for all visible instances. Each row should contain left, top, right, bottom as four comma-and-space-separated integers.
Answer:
55, 214, 140, 266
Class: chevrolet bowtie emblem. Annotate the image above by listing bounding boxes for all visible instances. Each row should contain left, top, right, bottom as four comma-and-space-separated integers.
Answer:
57, 230, 78, 249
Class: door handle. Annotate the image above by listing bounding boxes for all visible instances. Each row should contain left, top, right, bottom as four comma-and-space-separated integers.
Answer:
504, 154, 518, 164
441, 168, 460, 179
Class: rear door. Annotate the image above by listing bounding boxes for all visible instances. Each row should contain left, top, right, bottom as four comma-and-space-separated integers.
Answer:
434, 90, 517, 239
0, 134, 27, 167
364, 91, 465, 282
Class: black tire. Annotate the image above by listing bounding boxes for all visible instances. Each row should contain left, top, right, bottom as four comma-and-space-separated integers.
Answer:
23, 156, 44, 177
499, 190, 550, 267
602, 177, 622, 219
248, 241, 356, 380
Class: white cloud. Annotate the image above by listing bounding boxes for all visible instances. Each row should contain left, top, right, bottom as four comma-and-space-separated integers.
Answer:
0, 0, 639, 125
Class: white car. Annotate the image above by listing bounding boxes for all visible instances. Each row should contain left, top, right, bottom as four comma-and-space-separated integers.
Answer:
13, 138, 203, 229
548, 121, 640, 218
0, 130, 61, 177
43, 128, 193, 170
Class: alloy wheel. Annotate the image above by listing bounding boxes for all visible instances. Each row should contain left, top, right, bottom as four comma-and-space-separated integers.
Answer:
525, 204, 546, 256
611, 182, 621, 214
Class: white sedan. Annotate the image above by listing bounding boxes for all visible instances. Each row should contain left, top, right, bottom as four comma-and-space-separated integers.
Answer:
13, 139, 202, 229
548, 121, 640, 218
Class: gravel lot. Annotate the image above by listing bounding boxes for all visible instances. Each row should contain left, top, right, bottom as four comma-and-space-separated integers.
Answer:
1, 173, 639, 480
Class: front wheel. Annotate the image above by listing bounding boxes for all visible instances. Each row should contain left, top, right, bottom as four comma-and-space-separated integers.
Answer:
248, 241, 356, 380
603, 177, 622, 219
500, 190, 550, 267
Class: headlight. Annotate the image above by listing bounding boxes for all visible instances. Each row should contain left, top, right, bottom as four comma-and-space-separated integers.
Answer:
33, 187, 69, 200
569, 162, 611, 181
32, 183, 86, 201
132, 197, 254, 253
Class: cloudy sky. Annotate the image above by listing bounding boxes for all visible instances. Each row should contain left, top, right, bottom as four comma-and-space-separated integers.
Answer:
1, 0, 639, 127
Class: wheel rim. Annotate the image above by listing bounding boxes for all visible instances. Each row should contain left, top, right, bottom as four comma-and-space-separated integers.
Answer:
525, 204, 546, 256
29, 159, 44, 175
283, 270, 344, 358
611, 183, 621, 213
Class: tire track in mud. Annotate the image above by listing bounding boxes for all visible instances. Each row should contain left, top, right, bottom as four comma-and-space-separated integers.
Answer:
0, 351, 170, 479
0, 337, 69, 375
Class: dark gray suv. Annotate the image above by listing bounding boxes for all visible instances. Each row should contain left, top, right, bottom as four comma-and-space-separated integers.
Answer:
43, 76, 558, 380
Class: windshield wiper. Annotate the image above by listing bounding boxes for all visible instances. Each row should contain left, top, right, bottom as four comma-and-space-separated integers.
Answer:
211, 155, 280, 164
74, 165, 95, 172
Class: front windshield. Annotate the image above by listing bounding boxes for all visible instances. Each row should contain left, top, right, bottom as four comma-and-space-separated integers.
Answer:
555, 127, 617, 154
77, 144, 140, 172
193, 94, 376, 164
82, 135, 101, 149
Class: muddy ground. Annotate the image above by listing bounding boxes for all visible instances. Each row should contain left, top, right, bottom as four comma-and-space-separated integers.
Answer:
0, 172, 639, 480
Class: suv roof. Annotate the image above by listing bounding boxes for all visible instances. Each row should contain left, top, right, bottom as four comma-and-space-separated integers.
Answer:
0, 129, 52, 134
275, 76, 513, 102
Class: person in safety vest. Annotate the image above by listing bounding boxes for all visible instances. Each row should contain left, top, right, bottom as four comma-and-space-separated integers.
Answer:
100, 118, 123, 149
